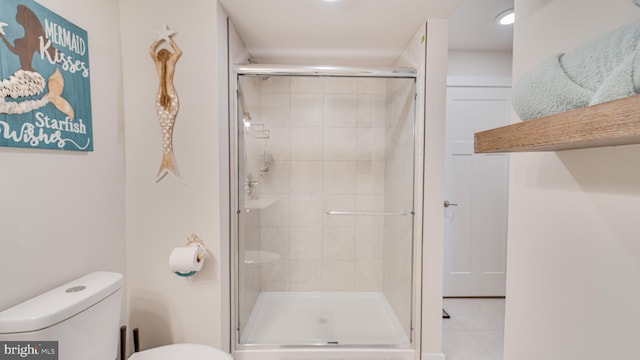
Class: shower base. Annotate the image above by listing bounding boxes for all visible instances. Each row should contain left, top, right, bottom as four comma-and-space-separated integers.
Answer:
240, 292, 410, 345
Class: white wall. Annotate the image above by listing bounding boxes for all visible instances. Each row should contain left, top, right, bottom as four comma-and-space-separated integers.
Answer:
505, 1, 640, 359
395, 20, 448, 359
119, 0, 224, 350
447, 50, 512, 79
421, 20, 448, 360
0, 0, 125, 311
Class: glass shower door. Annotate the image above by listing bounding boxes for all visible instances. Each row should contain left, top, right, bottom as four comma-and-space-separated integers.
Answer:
234, 73, 417, 347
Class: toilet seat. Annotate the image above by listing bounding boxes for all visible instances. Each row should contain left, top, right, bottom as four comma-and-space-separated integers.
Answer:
128, 344, 233, 360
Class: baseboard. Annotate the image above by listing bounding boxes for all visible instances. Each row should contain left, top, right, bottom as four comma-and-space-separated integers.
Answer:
234, 349, 446, 360
422, 352, 446, 360
235, 349, 415, 360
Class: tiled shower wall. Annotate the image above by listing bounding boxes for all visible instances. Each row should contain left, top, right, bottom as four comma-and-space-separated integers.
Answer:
240, 75, 414, 294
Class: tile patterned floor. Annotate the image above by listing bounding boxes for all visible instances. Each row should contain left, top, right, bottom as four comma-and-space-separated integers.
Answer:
442, 298, 505, 360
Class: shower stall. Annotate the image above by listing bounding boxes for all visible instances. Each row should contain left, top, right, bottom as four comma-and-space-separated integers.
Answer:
231, 65, 421, 359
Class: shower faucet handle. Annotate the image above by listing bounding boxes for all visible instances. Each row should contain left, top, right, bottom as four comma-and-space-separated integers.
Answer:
244, 174, 259, 187
244, 174, 260, 197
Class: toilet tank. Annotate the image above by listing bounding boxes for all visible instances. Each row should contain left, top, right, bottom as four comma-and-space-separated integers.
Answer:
0, 272, 124, 360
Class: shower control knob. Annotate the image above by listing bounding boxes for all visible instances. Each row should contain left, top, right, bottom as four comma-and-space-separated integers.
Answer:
444, 200, 458, 208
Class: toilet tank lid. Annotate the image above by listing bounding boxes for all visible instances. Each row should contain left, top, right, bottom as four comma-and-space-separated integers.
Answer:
0, 271, 123, 334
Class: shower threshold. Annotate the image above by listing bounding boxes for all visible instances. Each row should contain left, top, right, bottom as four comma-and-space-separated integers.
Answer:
240, 292, 410, 346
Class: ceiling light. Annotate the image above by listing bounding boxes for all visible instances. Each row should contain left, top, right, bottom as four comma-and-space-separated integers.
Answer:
496, 8, 515, 26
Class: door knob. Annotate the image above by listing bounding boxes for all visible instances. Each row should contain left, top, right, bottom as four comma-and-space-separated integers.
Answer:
444, 200, 458, 208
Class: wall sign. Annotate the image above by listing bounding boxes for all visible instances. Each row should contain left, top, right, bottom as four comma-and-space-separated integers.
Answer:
0, 0, 92, 151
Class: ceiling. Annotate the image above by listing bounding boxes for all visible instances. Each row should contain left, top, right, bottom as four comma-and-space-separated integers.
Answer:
218, 0, 513, 66
448, 0, 514, 51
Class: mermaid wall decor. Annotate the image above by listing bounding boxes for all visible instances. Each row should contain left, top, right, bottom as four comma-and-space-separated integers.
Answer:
150, 25, 184, 183
0, 0, 93, 151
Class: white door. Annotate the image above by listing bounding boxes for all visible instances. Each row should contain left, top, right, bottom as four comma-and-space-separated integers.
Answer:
443, 85, 511, 297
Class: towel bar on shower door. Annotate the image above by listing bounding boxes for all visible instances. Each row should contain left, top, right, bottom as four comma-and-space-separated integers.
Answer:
325, 210, 410, 216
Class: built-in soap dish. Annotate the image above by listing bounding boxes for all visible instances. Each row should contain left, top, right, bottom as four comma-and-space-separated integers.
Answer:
243, 250, 280, 266
244, 197, 278, 210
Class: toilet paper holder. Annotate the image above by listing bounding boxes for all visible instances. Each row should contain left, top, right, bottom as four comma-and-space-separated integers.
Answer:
185, 233, 206, 262
172, 234, 206, 277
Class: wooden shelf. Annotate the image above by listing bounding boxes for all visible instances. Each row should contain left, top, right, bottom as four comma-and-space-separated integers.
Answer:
474, 94, 640, 153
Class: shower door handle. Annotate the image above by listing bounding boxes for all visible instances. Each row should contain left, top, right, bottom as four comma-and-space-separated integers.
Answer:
444, 201, 458, 208
325, 210, 409, 216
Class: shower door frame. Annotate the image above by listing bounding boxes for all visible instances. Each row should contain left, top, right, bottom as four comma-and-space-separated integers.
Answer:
229, 64, 424, 357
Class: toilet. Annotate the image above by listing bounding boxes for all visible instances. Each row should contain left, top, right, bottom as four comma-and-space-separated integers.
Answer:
0, 271, 232, 360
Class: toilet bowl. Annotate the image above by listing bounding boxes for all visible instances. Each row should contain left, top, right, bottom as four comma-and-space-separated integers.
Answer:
129, 344, 233, 360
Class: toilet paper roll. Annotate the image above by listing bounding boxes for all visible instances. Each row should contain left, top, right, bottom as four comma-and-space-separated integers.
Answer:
169, 246, 205, 273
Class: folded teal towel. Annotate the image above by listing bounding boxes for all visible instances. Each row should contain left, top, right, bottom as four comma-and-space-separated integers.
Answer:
513, 21, 640, 120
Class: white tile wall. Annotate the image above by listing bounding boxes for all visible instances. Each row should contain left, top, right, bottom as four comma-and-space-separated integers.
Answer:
358, 78, 387, 94
356, 224, 384, 260
323, 161, 357, 194
357, 128, 386, 161
290, 260, 323, 288
357, 94, 387, 128
290, 77, 323, 93
324, 77, 358, 93
355, 260, 384, 291
259, 195, 290, 227
261, 262, 290, 291
260, 161, 290, 194
356, 195, 385, 229
260, 76, 290, 93
260, 93, 290, 127
260, 226, 290, 258
266, 127, 291, 161
291, 93, 323, 127
290, 161, 323, 194
324, 94, 358, 128
323, 227, 356, 260
323, 128, 358, 160
291, 127, 324, 161
328, 260, 356, 291
290, 227, 323, 260
356, 161, 385, 194
239, 75, 414, 293
290, 195, 323, 227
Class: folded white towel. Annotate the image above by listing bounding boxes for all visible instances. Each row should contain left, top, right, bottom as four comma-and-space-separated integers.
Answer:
513, 20, 640, 120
